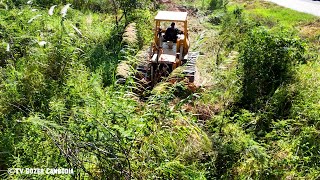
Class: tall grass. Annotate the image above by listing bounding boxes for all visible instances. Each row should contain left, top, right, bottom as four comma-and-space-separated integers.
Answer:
201, 0, 320, 178
0, 2, 214, 179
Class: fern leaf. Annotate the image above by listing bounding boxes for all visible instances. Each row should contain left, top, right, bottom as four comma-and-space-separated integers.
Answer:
28, 14, 42, 23
48, 5, 57, 16
6, 43, 9, 52
61, 4, 71, 18
38, 41, 47, 47
71, 25, 82, 37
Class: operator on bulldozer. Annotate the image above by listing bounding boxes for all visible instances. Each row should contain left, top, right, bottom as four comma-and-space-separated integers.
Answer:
163, 22, 183, 43
133, 11, 199, 87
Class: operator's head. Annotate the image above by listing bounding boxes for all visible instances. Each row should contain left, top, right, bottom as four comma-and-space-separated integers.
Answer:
171, 22, 175, 28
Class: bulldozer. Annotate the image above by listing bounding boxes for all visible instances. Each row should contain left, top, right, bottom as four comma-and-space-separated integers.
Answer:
136, 11, 199, 87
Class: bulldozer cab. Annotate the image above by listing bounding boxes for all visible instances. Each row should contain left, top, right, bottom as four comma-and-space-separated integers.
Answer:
151, 11, 190, 68
123, 11, 197, 88
142, 11, 196, 86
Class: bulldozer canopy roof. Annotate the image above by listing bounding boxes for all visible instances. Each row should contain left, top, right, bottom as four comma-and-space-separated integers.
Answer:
155, 11, 188, 22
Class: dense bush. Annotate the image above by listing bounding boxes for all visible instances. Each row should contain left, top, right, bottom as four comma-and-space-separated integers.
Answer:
5, 0, 112, 12
203, 3, 320, 178
1, 0, 320, 179
208, 0, 228, 11
0, 2, 214, 179
238, 27, 306, 111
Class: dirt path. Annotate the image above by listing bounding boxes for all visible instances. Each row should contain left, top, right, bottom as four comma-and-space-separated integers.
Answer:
267, 0, 320, 16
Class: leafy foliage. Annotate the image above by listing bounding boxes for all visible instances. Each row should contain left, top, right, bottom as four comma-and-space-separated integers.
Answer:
1, 0, 320, 179
208, 0, 228, 11
203, 1, 319, 179
238, 27, 306, 111
0, 1, 213, 179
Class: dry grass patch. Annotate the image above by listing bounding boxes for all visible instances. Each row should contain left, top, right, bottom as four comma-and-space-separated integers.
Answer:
299, 19, 320, 44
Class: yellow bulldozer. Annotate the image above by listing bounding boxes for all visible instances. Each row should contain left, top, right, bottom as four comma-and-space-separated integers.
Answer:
136, 11, 199, 87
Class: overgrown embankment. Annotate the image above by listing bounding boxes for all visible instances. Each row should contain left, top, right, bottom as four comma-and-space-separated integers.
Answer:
0, 1, 213, 179
192, 0, 320, 178
0, 0, 319, 179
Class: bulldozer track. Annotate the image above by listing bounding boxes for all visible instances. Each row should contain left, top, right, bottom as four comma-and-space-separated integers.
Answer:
183, 52, 199, 82
135, 52, 199, 85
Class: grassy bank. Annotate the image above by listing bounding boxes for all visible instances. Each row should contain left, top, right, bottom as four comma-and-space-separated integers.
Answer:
193, 0, 320, 178
0, 1, 216, 179
0, 0, 319, 179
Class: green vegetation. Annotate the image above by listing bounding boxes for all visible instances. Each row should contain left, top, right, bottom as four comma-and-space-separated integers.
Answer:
199, 0, 320, 178
238, 27, 306, 111
241, 1, 317, 27
248, 7, 316, 26
0, 1, 211, 179
0, 0, 320, 179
